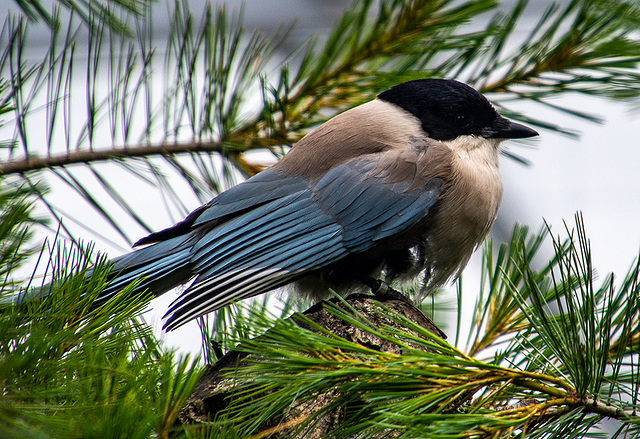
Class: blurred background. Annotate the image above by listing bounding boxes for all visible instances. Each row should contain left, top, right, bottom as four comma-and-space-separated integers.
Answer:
1, 0, 639, 358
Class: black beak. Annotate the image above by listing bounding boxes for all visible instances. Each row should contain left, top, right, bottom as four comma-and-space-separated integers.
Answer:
485, 117, 539, 139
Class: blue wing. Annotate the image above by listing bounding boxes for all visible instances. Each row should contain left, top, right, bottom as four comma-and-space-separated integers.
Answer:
163, 157, 442, 329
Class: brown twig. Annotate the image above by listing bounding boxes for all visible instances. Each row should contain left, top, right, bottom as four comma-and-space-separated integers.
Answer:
1, 141, 227, 175
0, 132, 297, 175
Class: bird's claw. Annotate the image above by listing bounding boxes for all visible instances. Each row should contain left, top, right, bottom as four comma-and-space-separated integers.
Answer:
369, 279, 414, 306
370, 279, 389, 295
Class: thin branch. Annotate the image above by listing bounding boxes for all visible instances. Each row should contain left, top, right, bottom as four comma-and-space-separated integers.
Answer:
513, 378, 570, 398
0, 134, 289, 175
580, 396, 638, 420
0, 141, 223, 174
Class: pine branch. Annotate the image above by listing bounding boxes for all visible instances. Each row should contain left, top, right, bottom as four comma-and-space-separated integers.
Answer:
173, 214, 640, 438
0, 136, 289, 175
579, 396, 637, 420
473, 0, 640, 99
181, 288, 640, 438
0, 216, 202, 437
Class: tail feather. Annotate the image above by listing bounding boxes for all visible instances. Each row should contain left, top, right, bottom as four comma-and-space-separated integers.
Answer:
96, 235, 195, 304
1, 235, 195, 308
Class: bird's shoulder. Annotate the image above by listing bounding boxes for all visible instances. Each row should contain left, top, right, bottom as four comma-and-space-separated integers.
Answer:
276, 99, 440, 180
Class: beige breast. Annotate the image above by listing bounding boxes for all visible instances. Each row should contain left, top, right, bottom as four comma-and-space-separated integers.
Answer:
420, 135, 503, 288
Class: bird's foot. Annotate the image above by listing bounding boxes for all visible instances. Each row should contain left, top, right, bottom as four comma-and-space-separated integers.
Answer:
372, 280, 414, 305
356, 274, 414, 305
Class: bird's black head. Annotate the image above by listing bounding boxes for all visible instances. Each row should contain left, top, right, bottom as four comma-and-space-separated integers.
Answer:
378, 79, 538, 141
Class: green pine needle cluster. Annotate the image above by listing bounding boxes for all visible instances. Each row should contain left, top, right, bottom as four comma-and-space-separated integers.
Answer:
1, 0, 639, 437
0, 181, 202, 439
199, 218, 640, 438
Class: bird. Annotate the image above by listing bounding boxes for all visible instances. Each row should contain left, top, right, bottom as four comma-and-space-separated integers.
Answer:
93, 78, 538, 330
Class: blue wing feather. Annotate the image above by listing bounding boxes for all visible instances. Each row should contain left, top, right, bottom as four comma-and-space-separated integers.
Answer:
164, 221, 345, 329
162, 155, 442, 329
312, 159, 441, 250
99, 152, 444, 329
194, 170, 308, 225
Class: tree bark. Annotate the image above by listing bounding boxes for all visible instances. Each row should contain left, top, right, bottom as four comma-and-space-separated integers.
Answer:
179, 294, 446, 438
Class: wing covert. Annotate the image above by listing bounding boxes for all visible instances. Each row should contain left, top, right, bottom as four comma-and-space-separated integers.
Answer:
164, 153, 443, 329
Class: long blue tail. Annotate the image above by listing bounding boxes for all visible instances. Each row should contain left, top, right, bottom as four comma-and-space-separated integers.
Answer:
96, 234, 196, 304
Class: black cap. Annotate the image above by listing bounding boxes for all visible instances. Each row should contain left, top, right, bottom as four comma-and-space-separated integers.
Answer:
378, 79, 538, 141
